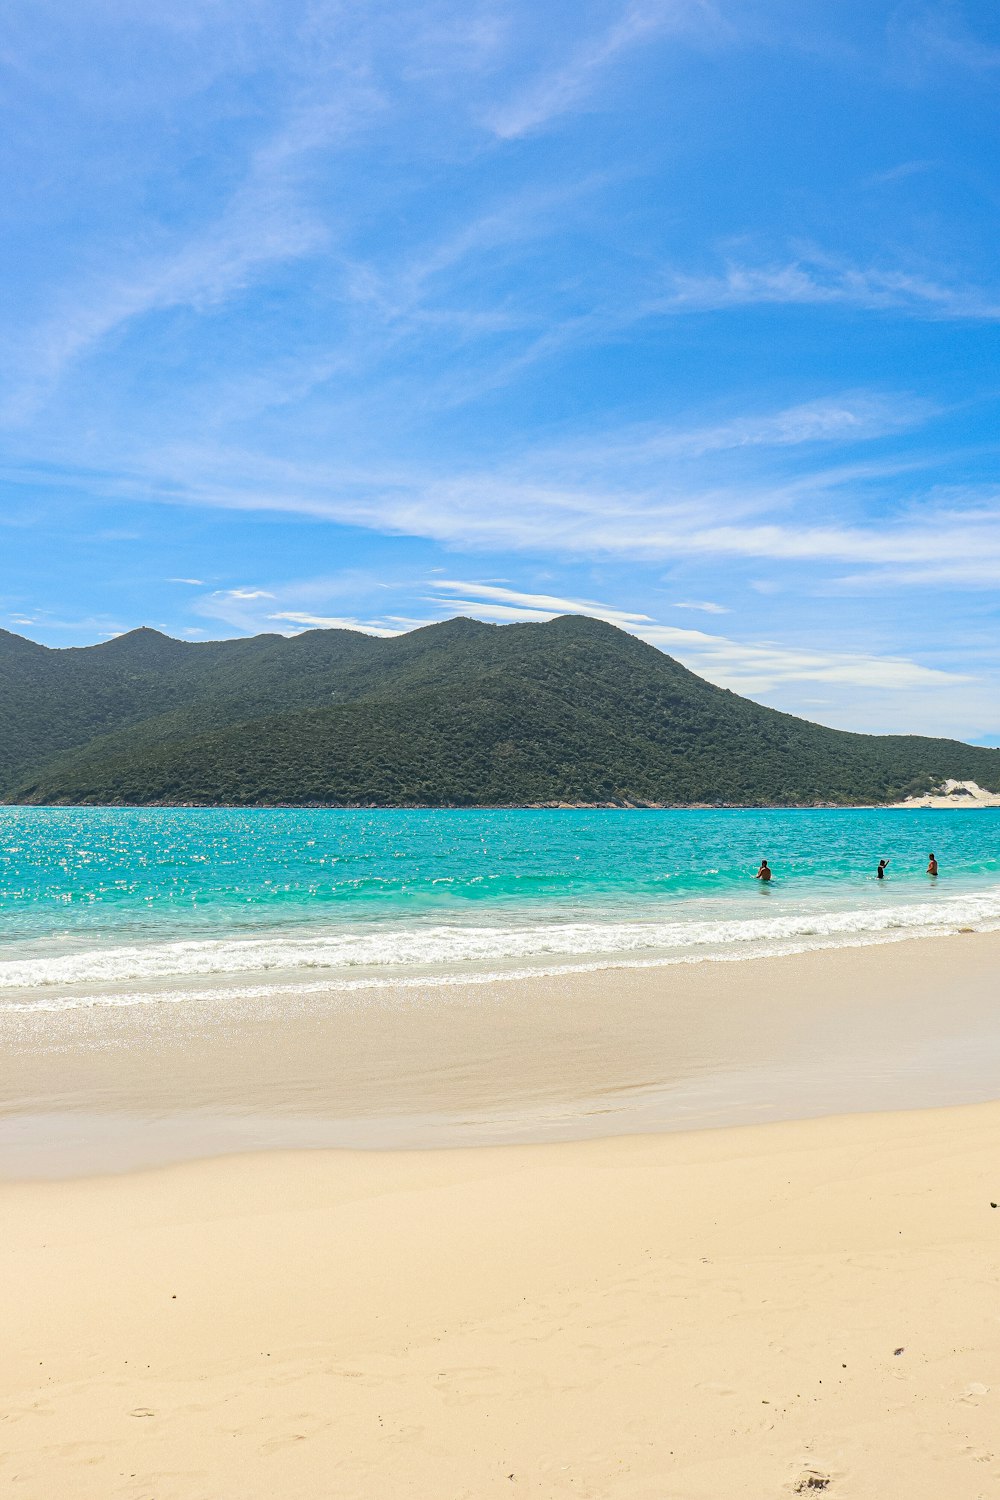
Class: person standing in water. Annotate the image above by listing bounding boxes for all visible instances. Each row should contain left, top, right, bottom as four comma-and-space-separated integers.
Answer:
927, 852, 939, 876
877, 859, 889, 879
756, 859, 772, 882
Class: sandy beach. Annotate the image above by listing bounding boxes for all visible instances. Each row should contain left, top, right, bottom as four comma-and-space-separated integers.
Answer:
3, 1097, 1000, 1499
6, 0, 1000, 1486
4, 929, 1000, 1174
4, 932, 1000, 1496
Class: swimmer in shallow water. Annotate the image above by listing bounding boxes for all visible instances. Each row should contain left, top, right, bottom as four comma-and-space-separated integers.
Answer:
877, 859, 889, 879
755, 859, 772, 882
927, 852, 939, 876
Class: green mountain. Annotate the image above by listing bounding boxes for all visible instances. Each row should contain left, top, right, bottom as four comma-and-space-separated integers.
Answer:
2, 615, 998, 807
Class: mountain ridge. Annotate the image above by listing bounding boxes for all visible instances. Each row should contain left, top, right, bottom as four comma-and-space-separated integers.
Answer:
2, 615, 998, 807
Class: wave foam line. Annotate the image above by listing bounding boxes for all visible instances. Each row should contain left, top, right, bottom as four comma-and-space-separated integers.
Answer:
1, 888, 999, 1012
3, 922, 999, 1015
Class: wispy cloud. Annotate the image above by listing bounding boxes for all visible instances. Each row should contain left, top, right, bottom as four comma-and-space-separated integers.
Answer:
659, 254, 1000, 320
188, 220, 996, 431
487, 0, 720, 138
97, 446, 1000, 590
185, 566, 410, 636
893, 5, 1000, 76
2, 90, 384, 422
23, 382, 997, 591
863, 159, 936, 188
426, 579, 654, 628
4, 610, 127, 638
216, 588, 276, 601
268, 610, 402, 637
421, 577, 972, 696
552, 392, 934, 468
672, 599, 729, 613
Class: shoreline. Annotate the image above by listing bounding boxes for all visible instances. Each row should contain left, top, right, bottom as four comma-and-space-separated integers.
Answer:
5, 798, 1000, 808
5, 928, 1000, 1179
4, 1099, 1000, 1497
6, 927, 1000, 1494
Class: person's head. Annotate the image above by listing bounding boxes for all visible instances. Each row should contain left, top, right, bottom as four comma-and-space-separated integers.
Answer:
879, 859, 887, 867
929, 852, 935, 860
760, 859, 769, 867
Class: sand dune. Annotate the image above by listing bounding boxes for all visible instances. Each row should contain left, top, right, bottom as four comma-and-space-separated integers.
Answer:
891, 778, 1000, 808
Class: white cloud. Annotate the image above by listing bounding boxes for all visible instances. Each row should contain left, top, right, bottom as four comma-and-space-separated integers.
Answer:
187, 565, 412, 636
428, 578, 654, 627
52, 393, 1000, 591
642, 393, 931, 454
487, 0, 719, 138
268, 610, 401, 637
523, 393, 934, 477
168, 577, 206, 586
1, 87, 385, 422
421, 577, 972, 698
636, 623, 967, 693
671, 600, 729, 613
658, 254, 1000, 320
3, 612, 127, 637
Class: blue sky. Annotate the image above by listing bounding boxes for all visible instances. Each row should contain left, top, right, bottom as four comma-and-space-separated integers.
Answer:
2, 0, 999, 738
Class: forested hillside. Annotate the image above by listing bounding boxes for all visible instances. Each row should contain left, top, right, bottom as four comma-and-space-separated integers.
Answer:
3, 616, 998, 807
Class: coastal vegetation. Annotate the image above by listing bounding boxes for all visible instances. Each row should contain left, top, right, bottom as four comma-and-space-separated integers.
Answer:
2, 615, 998, 807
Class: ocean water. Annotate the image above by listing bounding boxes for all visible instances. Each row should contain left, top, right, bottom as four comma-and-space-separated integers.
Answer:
0, 806, 998, 1012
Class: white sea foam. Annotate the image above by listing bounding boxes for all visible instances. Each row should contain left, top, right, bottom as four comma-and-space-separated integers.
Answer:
2, 884, 999, 1013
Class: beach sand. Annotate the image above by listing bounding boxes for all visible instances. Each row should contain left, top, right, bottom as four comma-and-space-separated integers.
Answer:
4, 930, 1000, 1174
3, 1101, 1000, 1498
4, 931, 1000, 1497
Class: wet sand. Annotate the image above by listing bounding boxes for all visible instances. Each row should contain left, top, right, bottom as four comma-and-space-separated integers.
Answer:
2, 929, 1000, 1175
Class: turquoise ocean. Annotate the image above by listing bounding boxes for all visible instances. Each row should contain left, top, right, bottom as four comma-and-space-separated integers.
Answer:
1, 807, 998, 1013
